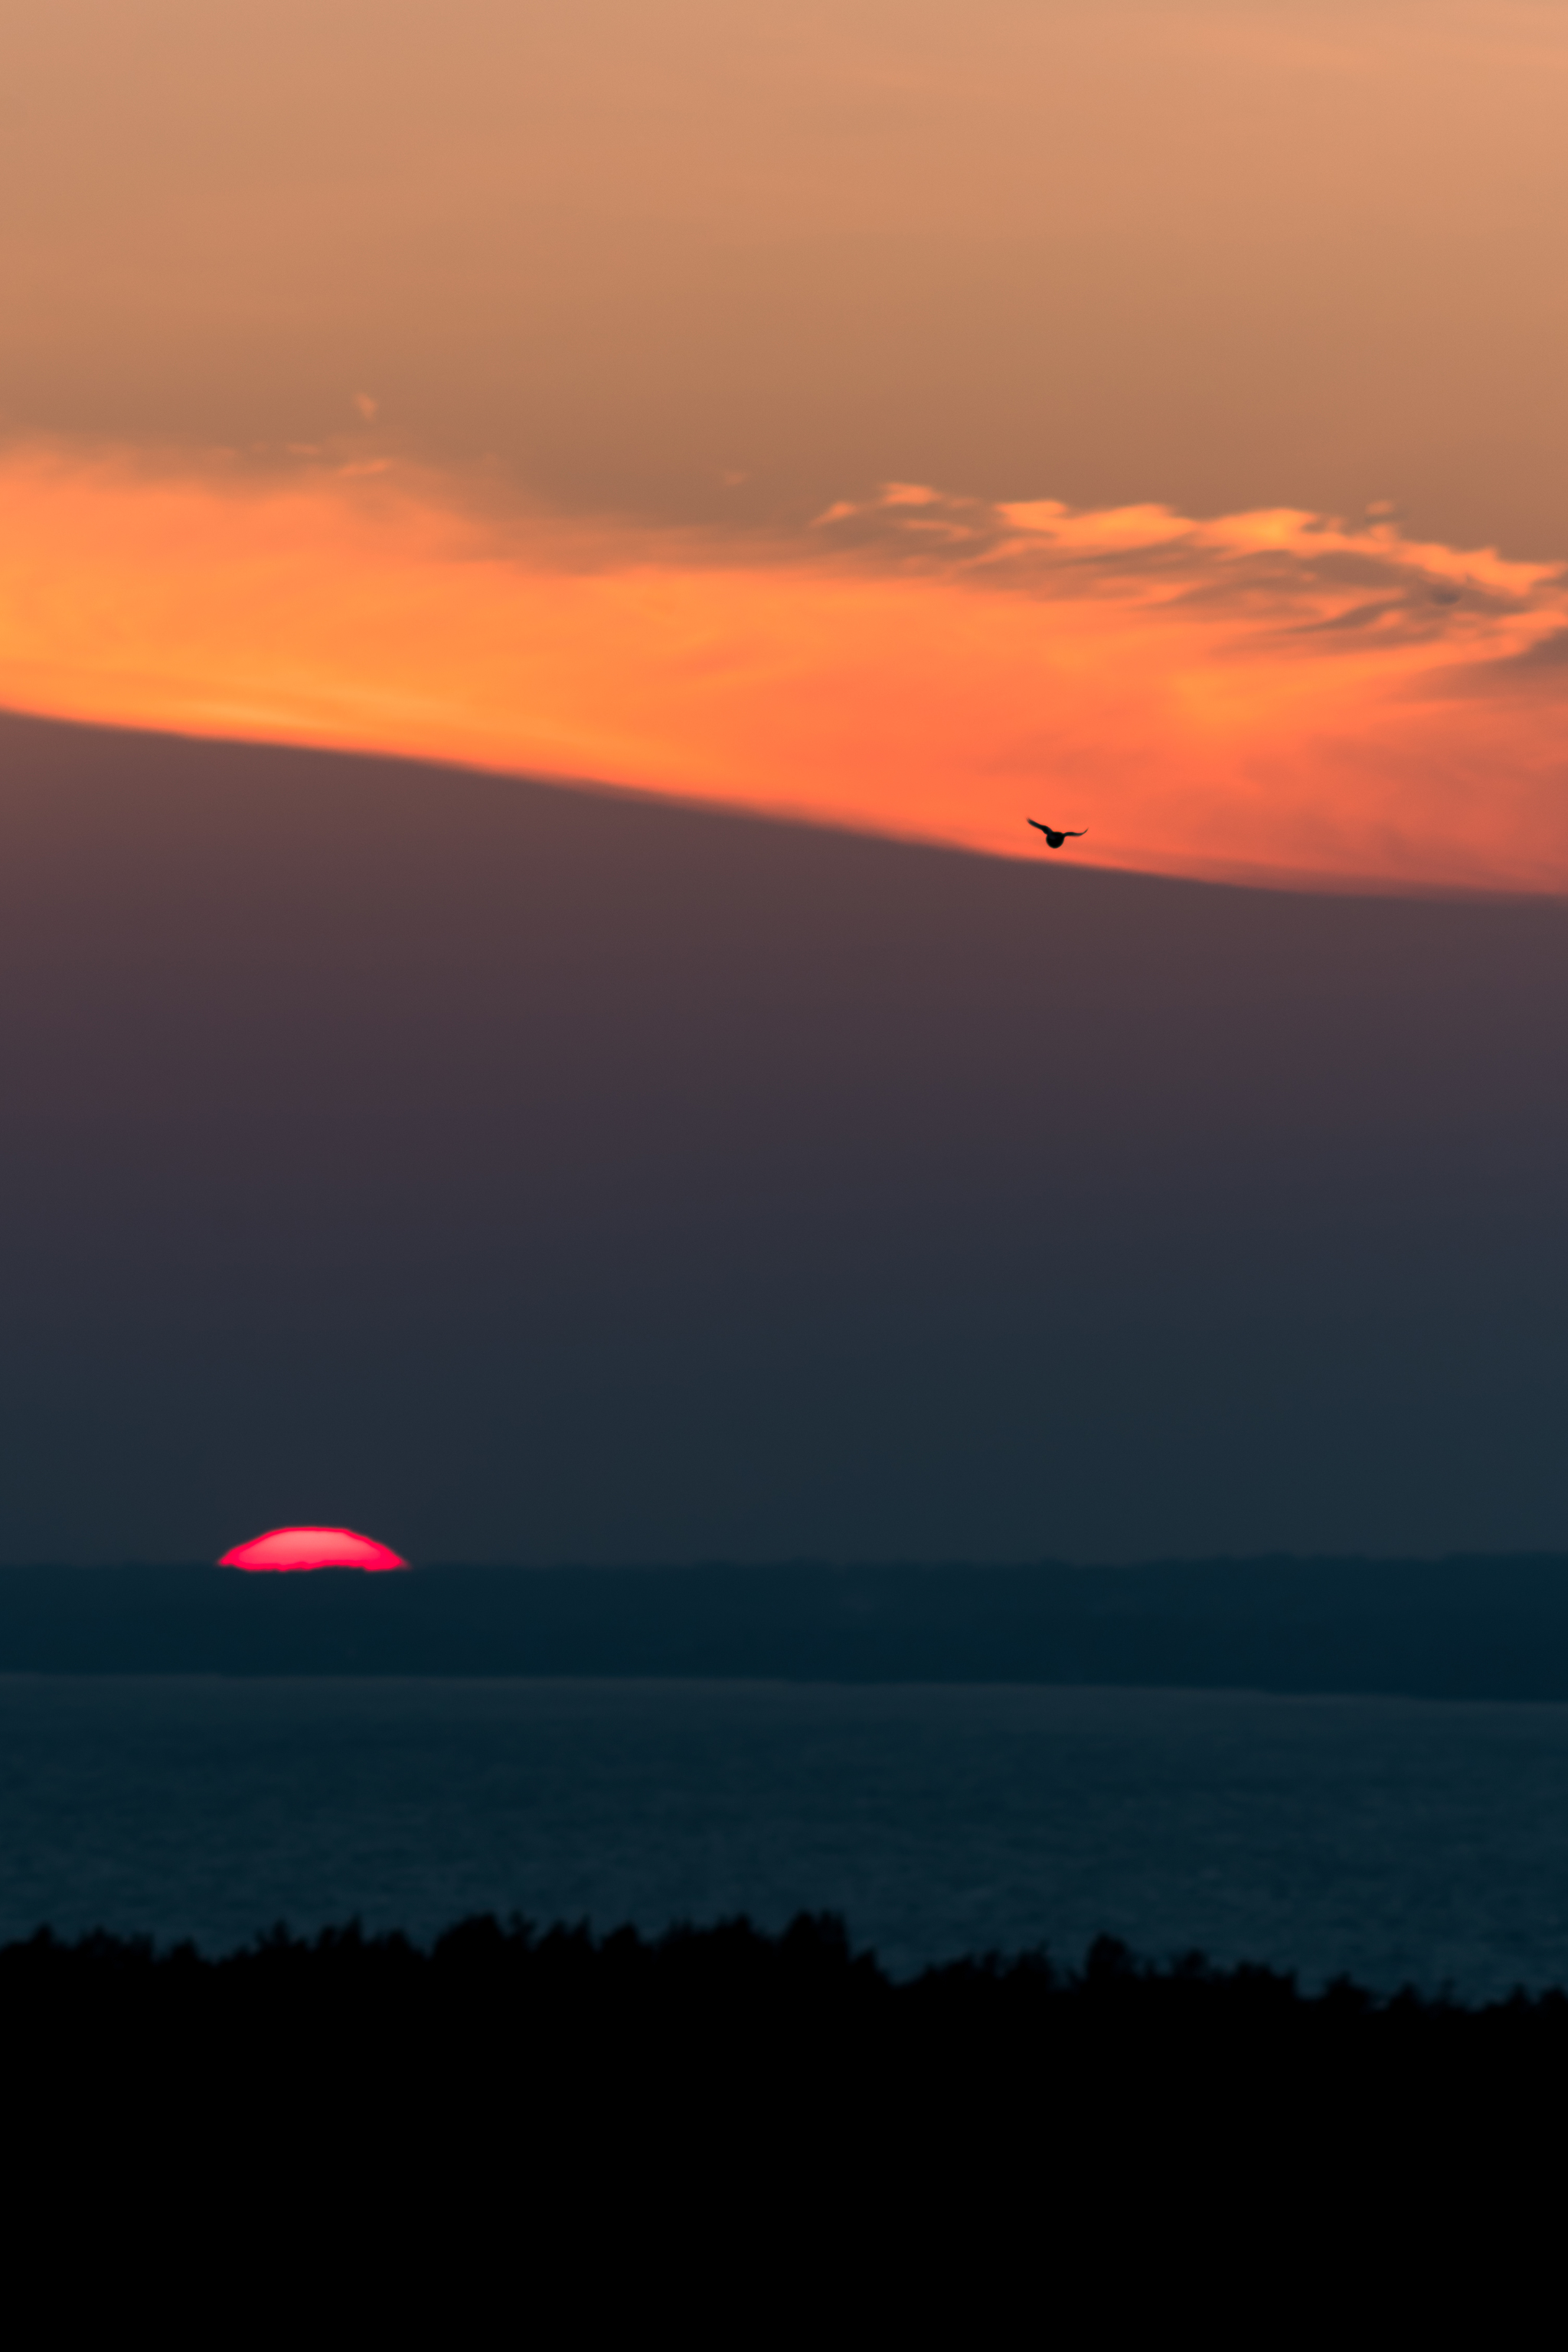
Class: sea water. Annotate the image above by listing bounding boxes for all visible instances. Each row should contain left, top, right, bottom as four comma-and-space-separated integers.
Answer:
2, 1675, 1567, 1998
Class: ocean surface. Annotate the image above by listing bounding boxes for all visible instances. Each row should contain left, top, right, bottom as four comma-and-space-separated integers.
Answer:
4, 1675, 1568, 1998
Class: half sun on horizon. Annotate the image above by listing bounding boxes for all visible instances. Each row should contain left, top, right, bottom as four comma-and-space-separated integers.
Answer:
217, 1529, 410, 1573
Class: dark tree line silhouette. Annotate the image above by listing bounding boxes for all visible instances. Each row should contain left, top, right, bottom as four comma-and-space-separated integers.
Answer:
9, 1906, 1568, 2060
5, 1911, 1558, 2329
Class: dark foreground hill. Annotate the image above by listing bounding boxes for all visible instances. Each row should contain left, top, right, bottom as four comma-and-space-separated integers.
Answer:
5, 1557, 1568, 1695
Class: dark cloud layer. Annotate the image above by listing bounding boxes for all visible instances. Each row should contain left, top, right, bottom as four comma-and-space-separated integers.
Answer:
2, 710, 1566, 1563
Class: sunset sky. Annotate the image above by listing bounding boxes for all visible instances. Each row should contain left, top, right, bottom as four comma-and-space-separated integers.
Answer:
7, 0, 1568, 893
5, 0, 1568, 1564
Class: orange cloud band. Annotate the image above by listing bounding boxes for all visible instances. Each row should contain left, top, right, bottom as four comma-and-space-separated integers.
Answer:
3, 442, 1566, 893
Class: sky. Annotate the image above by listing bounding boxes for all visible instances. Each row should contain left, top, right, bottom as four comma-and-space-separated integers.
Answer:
5, 0, 1568, 894
3, 712, 1566, 1565
3, 0, 1567, 1563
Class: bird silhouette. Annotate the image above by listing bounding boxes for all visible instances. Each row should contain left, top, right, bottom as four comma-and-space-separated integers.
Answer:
1027, 820, 1087, 849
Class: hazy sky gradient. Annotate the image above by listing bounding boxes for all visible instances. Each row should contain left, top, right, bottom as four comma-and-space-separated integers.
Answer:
8, 0, 1567, 546
5, 0, 1567, 893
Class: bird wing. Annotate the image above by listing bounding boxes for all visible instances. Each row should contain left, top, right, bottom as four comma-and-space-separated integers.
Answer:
1062, 829, 1086, 837
1026, 819, 1048, 833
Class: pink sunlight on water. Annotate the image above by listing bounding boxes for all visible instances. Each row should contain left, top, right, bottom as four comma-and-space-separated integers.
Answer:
219, 1527, 410, 1573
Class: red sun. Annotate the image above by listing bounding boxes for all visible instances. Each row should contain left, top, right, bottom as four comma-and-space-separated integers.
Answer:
218, 1526, 409, 1573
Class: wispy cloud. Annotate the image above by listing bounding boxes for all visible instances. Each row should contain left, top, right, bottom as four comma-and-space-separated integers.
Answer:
2, 444, 1565, 894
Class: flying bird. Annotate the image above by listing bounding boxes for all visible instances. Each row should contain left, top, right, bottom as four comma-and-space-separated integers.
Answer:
1027, 820, 1087, 849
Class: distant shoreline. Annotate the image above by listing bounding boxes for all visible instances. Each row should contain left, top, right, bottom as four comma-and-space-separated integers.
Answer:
5, 1557, 1568, 1699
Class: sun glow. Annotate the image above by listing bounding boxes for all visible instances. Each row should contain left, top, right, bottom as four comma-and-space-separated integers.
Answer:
220, 1527, 409, 1573
2, 442, 1566, 894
